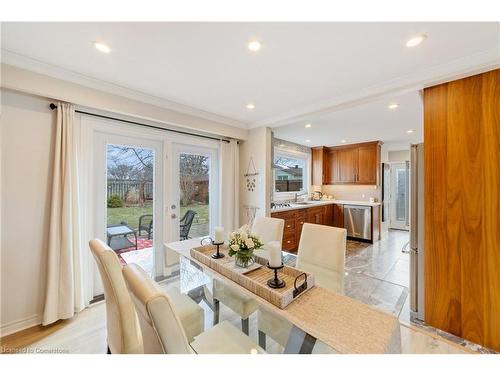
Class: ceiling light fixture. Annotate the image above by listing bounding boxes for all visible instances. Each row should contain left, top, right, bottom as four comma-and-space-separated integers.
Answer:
246, 103, 255, 110
406, 34, 427, 48
341, 139, 347, 143
93, 41, 111, 54
305, 123, 312, 128
407, 129, 415, 134
388, 103, 399, 110
248, 41, 262, 52
305, 139, 311, 143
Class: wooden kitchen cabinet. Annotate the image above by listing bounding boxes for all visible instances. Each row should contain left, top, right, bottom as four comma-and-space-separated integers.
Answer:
311, 147, 330, 186
357, 143, 380, 184
338, 147, 358, 183
271, 204, 331, 252
311, 141, 381, 186
332, 204, 344, 228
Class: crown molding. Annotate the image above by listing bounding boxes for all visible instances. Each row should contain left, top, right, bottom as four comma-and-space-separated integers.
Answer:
251, 47, 500, 128
1, 49, 249, 130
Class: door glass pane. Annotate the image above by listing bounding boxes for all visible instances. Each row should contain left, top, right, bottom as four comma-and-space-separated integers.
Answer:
106, 144, 154, 275
395, 167, 407, 222
179, 153, 210, 239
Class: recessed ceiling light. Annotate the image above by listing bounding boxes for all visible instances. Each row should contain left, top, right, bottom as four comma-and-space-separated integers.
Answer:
93, 41, 111, 54
279, 143, 285, 147
248, 41, 262, 52
407, 129, 415, 134
305, 139, 311, 143
388, 103, 399, 110
305, 123, 312, 128
246, 103, 255, 110
406, 34, 427, 48
341, 139, 347, 143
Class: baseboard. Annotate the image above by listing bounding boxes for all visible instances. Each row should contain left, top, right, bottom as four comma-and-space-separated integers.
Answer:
0, 314, 42, 338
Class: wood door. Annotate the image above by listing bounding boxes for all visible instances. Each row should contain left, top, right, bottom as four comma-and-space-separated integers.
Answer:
424, 69, 500, 351
327, 149, 340, 184
357, 144, 378, 184
333, 204, 344, 228
311, 147, 329, 185
338, 147, 358, 183
306, 206, 326, 225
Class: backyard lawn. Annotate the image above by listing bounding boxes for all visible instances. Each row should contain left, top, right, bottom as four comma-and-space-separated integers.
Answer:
107, 202, 209, 232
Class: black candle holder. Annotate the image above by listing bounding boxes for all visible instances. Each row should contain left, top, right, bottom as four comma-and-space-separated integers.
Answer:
267, 262, 285, 289
211, 241, 225, 259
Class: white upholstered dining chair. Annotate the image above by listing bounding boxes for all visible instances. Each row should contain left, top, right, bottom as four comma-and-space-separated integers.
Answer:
123, 263, 265, 354
257, 223, 347, 350
212, 216, 285, 334
89, 239, 144, 354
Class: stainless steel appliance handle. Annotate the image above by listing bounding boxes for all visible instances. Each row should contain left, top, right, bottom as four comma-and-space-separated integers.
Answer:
410, 145, 418, 249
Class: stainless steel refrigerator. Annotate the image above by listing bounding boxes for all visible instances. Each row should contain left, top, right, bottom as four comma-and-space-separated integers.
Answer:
410, 143, 425, 320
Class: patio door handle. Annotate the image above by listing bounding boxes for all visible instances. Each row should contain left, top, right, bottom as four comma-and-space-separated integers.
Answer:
171, 213, 177, 219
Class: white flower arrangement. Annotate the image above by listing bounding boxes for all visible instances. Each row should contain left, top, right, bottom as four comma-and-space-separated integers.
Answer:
227, 224, 263, 266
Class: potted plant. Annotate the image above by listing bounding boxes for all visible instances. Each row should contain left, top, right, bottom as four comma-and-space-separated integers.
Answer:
228, 224, 263, 268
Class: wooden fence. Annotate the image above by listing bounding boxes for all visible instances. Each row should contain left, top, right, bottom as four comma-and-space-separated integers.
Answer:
107, 180, 153, 199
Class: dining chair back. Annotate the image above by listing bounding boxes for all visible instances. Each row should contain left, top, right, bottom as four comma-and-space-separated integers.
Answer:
251, 216, 285, 245
89, 239, 143, 354
122, 263, 194, 354
297, 223, 347, 294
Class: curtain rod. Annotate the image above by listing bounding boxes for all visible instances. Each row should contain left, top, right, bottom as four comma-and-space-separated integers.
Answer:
49, 103, 231, 143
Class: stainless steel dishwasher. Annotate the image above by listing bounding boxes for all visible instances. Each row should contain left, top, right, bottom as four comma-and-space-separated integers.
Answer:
343, 205, 372, 241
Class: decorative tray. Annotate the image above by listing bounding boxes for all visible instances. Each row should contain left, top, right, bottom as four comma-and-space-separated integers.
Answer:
190, 245, 315, 309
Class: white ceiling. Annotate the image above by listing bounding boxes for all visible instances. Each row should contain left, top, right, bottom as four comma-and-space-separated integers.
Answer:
274, 90, 423, 147
1, 22, 499, 140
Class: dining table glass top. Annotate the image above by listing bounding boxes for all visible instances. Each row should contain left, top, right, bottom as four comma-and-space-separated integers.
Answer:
162, 238, 402, 354
159, 250, 336, 354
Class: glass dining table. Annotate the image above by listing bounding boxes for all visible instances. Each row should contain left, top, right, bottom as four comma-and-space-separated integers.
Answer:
163, 238, 401, 354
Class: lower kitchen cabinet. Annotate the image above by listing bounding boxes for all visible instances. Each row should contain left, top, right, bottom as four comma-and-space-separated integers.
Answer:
271, 204, 336, 252
332, 204, 344, 228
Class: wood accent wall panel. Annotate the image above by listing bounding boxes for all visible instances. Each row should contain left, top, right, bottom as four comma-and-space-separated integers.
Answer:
424, 69, 500, 351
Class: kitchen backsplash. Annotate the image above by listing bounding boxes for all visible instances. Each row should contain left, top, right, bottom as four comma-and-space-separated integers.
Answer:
320, 184, 381, 202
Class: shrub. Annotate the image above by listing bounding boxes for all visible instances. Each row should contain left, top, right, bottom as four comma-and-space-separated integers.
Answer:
107, 195, 123, 208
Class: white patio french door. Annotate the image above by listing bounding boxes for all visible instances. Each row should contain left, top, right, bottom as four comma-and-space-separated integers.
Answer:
171, 144, 219, 242
81, 115, 221, 299
85, 118, 166, 298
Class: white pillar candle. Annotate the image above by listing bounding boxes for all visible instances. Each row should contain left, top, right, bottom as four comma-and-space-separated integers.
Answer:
268, 241, 282, 267
214, 227, 224, 243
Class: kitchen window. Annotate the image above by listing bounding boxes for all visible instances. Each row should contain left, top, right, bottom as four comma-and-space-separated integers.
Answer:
274, 151, 309, 193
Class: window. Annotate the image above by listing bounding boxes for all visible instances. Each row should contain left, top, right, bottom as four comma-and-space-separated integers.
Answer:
274, 152, 308, 193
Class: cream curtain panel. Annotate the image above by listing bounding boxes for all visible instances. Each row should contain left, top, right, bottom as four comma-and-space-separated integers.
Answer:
42, 102, 85, 325
219, 139, 240, 231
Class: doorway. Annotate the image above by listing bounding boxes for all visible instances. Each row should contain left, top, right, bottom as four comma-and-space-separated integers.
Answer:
390, 162, 409, 230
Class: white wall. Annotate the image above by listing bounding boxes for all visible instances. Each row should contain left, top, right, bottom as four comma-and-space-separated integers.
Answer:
239, 127, 272, 226
0, 90, 55, 336
1, 64, 248, 141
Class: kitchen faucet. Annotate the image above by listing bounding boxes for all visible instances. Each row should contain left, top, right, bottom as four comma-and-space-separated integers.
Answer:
294, 191, 308, 202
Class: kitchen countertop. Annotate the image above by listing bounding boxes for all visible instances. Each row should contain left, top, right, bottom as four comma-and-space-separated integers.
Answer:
271, 199, 381, 213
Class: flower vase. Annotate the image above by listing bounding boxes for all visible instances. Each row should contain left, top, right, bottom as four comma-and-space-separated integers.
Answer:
234, 250, 255, 268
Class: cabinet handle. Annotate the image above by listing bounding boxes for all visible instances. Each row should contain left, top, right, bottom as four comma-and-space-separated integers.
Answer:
300, 221, 304, 225
287, 240, 291, 244
287, 225, 291, 228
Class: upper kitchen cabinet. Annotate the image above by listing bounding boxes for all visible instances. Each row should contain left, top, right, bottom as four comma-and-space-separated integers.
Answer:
311, 141, 382, 186
311, 146, 330, 186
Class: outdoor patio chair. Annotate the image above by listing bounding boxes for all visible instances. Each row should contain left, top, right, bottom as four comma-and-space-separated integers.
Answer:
179, 210, 197, 241
138, 214, 153, 239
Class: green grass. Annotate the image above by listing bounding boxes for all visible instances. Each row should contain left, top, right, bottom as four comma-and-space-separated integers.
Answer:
107, 202, 209, 231
107, 204, 153, 230
180, 203, 209, 224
